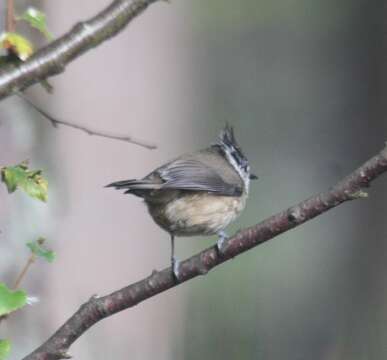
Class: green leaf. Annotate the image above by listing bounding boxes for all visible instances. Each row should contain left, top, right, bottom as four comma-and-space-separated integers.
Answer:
0, 340, 11, 360
27, 238, 56, 263
0, 32, 33, 61
20, 7, 53, 40
0, 283, 27, 317
1, 162, 48, 202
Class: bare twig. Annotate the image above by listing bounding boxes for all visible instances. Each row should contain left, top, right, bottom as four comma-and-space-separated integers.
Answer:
22, 145, 387, 360
13, 253, 36, 290
6, 0, 16, 32
19, 93, 157, 149
0, 0, 162, 100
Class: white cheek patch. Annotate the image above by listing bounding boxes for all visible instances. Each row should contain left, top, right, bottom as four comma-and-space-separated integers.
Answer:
223, 149, 250, 193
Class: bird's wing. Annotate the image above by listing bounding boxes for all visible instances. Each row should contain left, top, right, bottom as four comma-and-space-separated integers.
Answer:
156, 159, 242, 196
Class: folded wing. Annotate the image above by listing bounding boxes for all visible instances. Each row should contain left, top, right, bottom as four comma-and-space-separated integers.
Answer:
106, 158, 242, 197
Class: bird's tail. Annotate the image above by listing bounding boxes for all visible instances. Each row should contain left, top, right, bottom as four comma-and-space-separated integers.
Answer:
105, 179, 161, 195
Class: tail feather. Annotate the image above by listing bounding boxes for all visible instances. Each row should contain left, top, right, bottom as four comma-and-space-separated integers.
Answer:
105, 179, 162, 193
105, 179, 145, 189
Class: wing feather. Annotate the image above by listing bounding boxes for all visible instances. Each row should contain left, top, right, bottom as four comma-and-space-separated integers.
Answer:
107, 155, 243, 197
157, 159, 242, 196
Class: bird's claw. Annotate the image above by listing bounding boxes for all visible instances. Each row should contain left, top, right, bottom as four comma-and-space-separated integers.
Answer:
172, 256, 181, 282
216, 230, 229, 255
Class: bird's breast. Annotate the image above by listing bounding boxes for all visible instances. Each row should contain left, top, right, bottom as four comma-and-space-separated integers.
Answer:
146, 191, 247, 236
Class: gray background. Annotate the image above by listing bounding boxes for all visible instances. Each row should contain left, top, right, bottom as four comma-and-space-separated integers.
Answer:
1, 1, 387, 359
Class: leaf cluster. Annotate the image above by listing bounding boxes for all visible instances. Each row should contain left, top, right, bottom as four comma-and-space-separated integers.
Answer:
0, 162, 53, 358
27, 238, 56, 263
1, 162, 48, 202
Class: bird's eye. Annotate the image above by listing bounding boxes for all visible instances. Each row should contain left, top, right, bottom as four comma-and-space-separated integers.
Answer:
242, 163, 249, 173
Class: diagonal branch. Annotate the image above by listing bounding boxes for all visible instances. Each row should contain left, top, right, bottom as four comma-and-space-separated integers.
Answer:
0, 0, 162, 101
22, 145, 387, 360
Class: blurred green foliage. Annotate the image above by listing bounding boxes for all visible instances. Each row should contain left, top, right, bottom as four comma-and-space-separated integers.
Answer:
27, 238, 56, 263
0, 340, 11, 360
19, 7, 53, 40
0, 284, 27, 317
1, 162, 48, 202
0, 32, 33, 61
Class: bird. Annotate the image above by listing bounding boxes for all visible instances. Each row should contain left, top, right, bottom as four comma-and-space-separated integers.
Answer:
106, 125, 257, 280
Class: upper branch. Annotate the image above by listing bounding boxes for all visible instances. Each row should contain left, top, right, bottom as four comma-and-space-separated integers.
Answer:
0, 0, 162, 100
23, 145, 387, 360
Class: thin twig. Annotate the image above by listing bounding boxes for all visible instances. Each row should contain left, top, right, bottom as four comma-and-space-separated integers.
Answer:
6, 0, 16, 32
18, 93, 157, 149
22, 144, 387, 360
0, 0, 162, 100
13, 253, 36, 289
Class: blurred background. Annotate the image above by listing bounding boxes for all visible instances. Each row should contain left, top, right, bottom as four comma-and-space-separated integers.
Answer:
1, 0, 387, 359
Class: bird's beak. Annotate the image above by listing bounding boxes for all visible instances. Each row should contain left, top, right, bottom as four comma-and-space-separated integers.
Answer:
249, 173, 258, 180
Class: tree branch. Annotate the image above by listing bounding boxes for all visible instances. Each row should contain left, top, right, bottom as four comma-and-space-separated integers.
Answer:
0, 0, 162, 101
22, 145, 387, 360
18, 93, 157, 149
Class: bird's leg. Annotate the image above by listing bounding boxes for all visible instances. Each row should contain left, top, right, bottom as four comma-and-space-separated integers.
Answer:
170, 234, 180, 281
216, 230, 229, 255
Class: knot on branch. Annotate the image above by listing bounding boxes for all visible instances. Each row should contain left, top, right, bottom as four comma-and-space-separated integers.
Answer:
287, 207, 304, 223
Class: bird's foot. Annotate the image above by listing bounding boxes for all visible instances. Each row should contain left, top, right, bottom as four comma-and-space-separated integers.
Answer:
172, 256, 181, 282
216, 230, 229, 255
